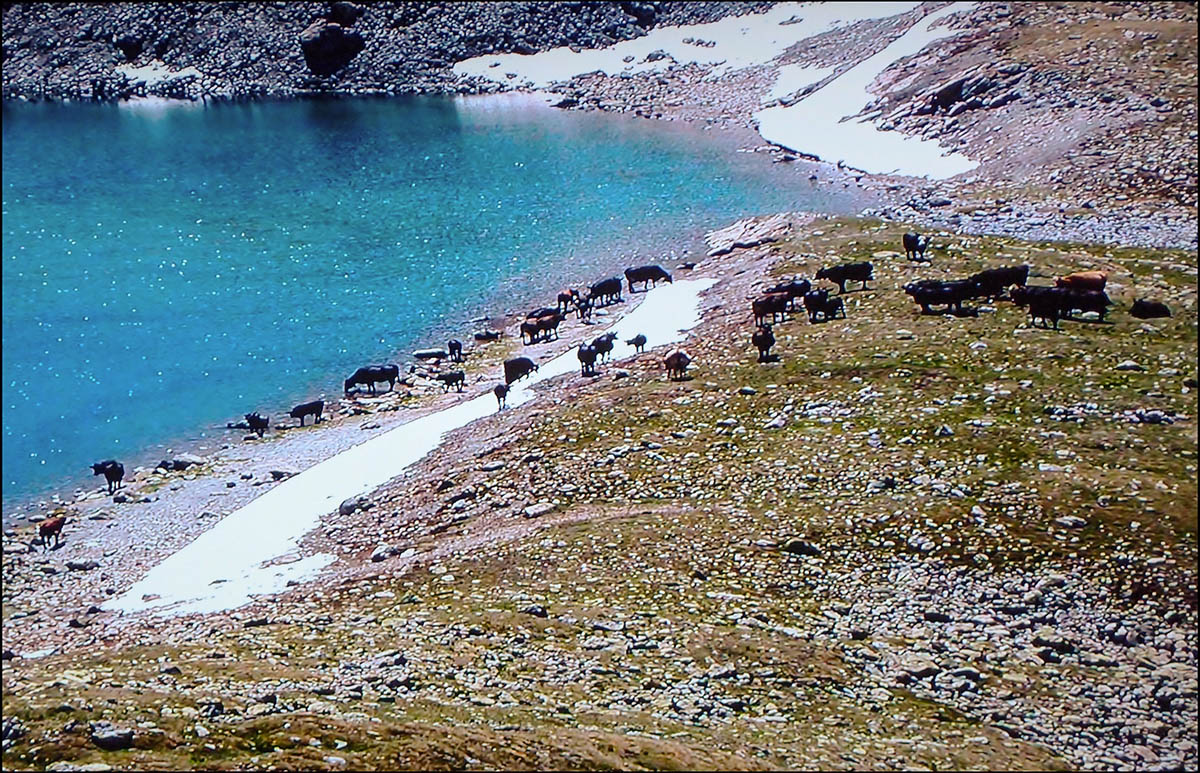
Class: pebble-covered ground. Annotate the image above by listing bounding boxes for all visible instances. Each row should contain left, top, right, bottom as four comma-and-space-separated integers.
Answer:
3, 214, 1195, 770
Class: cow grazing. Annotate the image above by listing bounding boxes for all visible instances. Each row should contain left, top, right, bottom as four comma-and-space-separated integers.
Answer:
575, 295, 594, 323
519, 319, 541, 345
494, 383, 509, 410
436, 370, 465, 392
557, 289, 581, 315
815, 262, 873, 293
1056, 271, 1108, 292
752, 292, 790, 326
91, 460, 124, 494
801, 289, 845, 323
447, 339, 464, 362
903, 232, 931, 261
764, 278, 811, 310
1011, 286, 1072, 329
1059, 289, 1114, 321
752, 324, 775, 362
969, 265, 1029, 300
1027, 292, 1063, 330
578, 343, 599, 376
591, 332, 618, 363
290, 399, 324, 426
537, 312, 563, 341
503, 357, 538, 385
39, 515, 67, 551
664, 350, 692, 381
589, 277, 623, 307
624, 265, 673, 293
626, 334, 647, 353
904, 279, 977, 315
245, 412, 270, 438
1130, 299, 1171, 319
344, 364, 400, 396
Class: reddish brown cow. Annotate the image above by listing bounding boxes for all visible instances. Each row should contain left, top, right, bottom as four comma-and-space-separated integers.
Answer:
39, 516, 66, 551
1056, 271, 1108, 292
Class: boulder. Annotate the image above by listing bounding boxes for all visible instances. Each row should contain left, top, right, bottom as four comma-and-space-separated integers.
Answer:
413, 348, 449, 360
781, 537, 821, 556
66, 559, 100, 571
339, 495, 369, 516
299, 20, 365, 77
89, 721, 133, 751
524, 502, 555, 518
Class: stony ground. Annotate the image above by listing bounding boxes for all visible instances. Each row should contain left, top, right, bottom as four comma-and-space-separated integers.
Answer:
3, 2, 1197, 770
3, 214, 1195, 771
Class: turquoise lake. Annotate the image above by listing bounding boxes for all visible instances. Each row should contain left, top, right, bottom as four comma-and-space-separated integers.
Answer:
2, 95, 871, 513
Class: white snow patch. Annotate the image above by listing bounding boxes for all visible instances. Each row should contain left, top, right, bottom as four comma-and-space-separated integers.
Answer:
115, 60, 203, 87
453, 2, 920, 89
753, 2, 978, 178
765, 63, 836, 103
105, 279, 715, 617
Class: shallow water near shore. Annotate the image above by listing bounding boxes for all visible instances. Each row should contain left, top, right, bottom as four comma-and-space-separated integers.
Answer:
2, 94, 871, 516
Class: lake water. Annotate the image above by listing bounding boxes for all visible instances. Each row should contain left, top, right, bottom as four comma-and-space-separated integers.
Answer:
1, 94, 871, 514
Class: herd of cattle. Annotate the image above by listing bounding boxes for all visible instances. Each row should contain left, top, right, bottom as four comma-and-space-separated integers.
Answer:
77, 236, 1174, 525
745, 231, 1173, 364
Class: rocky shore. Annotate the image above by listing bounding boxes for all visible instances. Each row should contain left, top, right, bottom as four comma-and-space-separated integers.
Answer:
2, 2, 1197, 770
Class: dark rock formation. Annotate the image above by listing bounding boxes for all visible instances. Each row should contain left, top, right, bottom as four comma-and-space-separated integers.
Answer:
299, 19, 365, 76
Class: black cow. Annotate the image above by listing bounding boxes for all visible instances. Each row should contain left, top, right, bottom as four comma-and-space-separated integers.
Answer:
969, 265, 1029, 300
903, 232, 931, 261
575, 294, 594, 323
578, 343, 599, 376
1026, 292, 1063, 329
246, 412, 270, 438
752, 292, 790, 326
626, 334, 647, 353
290, 399, 324, 426
816, 262, 873, 293
436, 370, 465, 392
494, 383, 509, 410
448, 339, 463, 362
589, 277, 623, 307
764, 278, 811, 310
752, 324, 775, 362
344, 364, 400, 396
91, 460, 124, 494
1011, 285, 1078, 329
1130, 299, 1171, 319
503, 357, 538, 385
474, 329, 501, 342
592, 332, 618, 363
802, 289, 846, 322
624, 265, 673, 293
1059, 289, 1114, 321
904, 279, 976, 315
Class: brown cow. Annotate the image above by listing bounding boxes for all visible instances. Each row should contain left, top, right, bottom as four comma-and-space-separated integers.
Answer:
1056, 271, 1108, 292
39, 516, 67, 551
664, 349, 692, 381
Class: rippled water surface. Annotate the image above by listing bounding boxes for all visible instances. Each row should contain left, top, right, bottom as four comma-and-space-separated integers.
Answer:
2, 95, 870, 511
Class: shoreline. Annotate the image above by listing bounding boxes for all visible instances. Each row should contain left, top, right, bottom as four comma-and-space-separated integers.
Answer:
2, 90, 867, 521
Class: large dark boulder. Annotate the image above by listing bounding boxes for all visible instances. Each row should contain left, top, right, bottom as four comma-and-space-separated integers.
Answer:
299, 20, 365, 76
